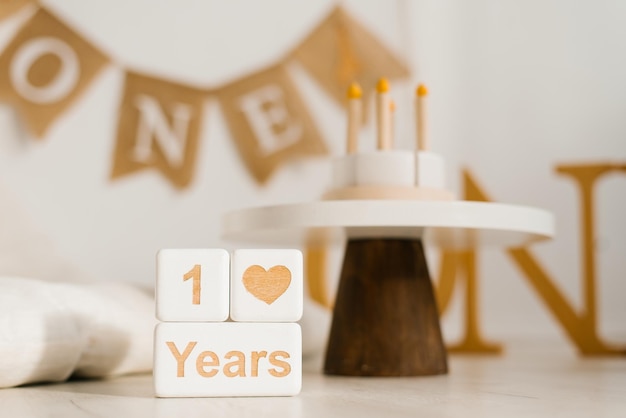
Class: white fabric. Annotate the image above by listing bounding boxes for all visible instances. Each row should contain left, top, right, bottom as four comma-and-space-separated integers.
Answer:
0, 277, 155, 388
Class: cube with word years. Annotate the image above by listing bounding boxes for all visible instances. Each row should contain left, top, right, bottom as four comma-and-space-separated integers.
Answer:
154, 322, 302, 397
230, 249, 303, 322
156, 248, 230, 322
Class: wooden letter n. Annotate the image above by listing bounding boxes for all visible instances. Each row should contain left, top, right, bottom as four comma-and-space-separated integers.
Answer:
437, 164, 626, 355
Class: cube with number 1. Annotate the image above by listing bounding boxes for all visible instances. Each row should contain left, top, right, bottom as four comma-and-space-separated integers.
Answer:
156, 249, 230, 322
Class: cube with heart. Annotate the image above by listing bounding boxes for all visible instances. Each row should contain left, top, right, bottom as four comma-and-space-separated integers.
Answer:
230, 249, 303, 322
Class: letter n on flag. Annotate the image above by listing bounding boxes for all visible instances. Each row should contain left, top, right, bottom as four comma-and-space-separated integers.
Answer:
110, 71, 206, 189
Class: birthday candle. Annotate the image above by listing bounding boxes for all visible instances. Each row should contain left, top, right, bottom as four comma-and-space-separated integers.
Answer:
416, 84, 429, 151
346, 82, 362, 154
376, 78, 391, 150
389, 99, 396, 149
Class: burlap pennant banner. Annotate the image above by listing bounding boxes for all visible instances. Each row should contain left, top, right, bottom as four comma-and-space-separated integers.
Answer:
0, 0, 33, 22
0, 7, 108, 137
0, 5, 409, 188
216, 64, 327, 184
292, 6, 409, 110
110, 71, 206, 189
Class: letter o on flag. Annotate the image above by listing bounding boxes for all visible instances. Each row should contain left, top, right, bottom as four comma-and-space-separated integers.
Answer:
9, 36, 80, 104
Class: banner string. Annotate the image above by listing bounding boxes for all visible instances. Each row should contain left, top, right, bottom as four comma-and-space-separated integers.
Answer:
0, 3, 410, 188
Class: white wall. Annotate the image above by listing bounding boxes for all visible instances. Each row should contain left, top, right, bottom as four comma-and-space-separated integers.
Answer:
0, 0, 624, 347
410, 0, 626, 344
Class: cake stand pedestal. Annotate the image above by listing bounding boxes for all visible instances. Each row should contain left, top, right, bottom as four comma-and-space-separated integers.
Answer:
222, 200, 554, 376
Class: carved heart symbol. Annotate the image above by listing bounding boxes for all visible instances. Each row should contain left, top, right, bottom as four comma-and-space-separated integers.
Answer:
242, 265, 291, 305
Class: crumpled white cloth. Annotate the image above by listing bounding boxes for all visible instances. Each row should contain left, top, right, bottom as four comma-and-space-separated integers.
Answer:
0, 277, 155, 388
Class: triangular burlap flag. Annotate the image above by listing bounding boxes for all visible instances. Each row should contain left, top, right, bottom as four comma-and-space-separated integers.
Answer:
110, 71, 206, 189
216, 64, 327, 184
292, 6, 409, 109
0, 7, 108, 137
0, 0, 33, 21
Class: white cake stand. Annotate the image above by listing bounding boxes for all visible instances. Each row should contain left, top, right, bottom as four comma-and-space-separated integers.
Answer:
222, 200, 553, 248
222, 199, 554, 377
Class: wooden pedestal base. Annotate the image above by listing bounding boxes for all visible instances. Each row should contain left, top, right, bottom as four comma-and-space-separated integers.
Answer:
324, 239, 448, 376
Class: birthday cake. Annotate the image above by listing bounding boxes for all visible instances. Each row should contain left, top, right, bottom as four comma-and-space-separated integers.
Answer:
323, 80, 455, 201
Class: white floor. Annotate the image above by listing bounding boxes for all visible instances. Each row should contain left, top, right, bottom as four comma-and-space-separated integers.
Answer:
2, 342, 625, 418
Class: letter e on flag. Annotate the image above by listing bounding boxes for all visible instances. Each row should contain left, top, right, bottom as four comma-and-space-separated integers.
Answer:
217, 64, 326, 184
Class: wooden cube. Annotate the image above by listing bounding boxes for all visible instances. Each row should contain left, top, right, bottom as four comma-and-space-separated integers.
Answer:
230, 249, 303, 322
153, 322, 302, 397
156, 249, 230, 322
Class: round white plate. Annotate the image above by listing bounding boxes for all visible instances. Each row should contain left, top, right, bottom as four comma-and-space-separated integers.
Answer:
222, 200, 554, 249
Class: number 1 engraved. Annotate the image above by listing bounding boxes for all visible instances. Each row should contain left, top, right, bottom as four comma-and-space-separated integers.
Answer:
183, 264, 201, 305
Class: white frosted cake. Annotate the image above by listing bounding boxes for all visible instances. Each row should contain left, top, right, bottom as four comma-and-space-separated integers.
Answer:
323, 80, 454, 201
324, 150, 453, 201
